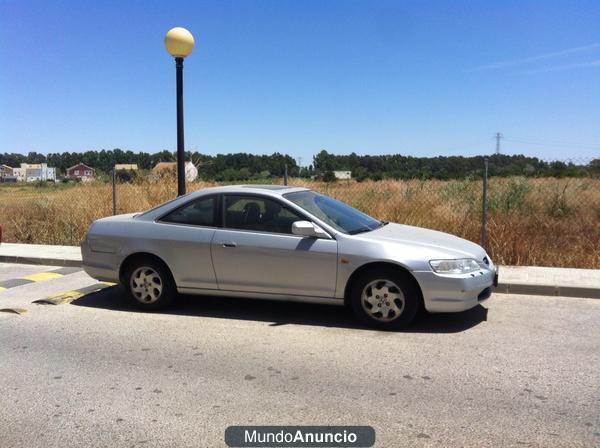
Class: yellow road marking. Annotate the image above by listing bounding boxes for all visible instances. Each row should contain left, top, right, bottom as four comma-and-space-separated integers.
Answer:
0, 287, 6, 292
21, 272, 64, 282
100, 282, 117, 286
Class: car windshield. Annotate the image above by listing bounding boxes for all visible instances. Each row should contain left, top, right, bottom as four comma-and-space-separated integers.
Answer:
284, 190, 384, 235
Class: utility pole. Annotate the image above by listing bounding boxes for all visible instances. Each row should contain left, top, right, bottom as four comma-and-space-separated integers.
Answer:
495, 132, 503, 154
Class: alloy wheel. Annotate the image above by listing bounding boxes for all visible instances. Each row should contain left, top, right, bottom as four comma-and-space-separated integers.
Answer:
361, 279, 405, 322
130, 266, 163, 304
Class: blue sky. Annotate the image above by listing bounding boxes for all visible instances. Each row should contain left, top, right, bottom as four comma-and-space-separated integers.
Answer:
1, 0, 599, 163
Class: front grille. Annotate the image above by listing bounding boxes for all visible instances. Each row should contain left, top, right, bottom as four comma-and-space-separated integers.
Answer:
478, 287, 492, 301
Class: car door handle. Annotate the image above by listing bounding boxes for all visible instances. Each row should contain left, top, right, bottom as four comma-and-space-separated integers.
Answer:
222, 241, 237, 248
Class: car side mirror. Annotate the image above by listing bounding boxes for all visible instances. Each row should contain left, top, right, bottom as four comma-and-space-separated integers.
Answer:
292, 221, 330, 239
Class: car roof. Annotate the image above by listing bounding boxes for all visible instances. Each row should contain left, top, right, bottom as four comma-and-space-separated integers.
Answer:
189, 184, 310, 196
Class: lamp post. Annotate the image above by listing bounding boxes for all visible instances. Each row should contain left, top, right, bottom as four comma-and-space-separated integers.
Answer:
165, 27, 195, 196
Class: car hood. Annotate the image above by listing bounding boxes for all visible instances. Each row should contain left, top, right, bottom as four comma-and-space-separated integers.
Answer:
360, 223, 486, 260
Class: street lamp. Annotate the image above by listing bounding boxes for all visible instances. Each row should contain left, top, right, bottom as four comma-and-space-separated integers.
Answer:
165, 27, 195, 196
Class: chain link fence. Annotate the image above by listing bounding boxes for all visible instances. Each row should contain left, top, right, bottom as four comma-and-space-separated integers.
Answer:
1, 158, 598, 268
482, 157, 600, 269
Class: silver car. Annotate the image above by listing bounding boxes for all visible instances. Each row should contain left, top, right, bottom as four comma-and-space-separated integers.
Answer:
81, 185, 498, 330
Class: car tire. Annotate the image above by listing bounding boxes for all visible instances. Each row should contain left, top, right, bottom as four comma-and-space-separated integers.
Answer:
123, 258, 176, 310
350, 267, 421, 330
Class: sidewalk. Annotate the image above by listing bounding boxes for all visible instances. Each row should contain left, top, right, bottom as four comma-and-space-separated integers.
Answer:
1, 242, 599, 299
498, 266, 600, 299
0, 242, 82, 267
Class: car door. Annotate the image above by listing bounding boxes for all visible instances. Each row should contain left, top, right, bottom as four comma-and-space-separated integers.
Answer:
153, 195, 218, 290
210, 194, 338, 297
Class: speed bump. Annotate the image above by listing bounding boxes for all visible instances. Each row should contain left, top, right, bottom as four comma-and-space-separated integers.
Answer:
33, 291, 83, 305
0, 308, 27, 315
32, 282, 116, 305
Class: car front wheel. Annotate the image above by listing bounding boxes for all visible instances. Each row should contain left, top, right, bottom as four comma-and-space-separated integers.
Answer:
124, 259, 176, 310
350, 267, 421, 330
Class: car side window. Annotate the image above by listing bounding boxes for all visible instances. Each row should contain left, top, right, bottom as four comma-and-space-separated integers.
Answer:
161, 197, 216, 227
224, 195, 303, 234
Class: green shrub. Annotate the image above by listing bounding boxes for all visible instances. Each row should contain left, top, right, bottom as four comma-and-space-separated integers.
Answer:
489, 178, 532, 213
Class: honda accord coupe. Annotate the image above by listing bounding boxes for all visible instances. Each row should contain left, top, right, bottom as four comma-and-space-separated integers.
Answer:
81, 185, 498, 330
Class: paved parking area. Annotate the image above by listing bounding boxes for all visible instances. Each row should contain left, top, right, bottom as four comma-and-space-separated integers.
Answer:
0, 262, 65, 282
0, 262, 599, 447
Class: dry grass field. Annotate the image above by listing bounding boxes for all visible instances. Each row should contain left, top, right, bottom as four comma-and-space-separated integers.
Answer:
1, 176, 599, 268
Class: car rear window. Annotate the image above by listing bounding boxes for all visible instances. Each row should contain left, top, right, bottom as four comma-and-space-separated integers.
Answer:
160, 196, 216, 227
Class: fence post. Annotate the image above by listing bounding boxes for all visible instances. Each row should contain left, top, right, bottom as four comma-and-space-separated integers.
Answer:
112, 170, 117, 215
481, 157, 489, 250
284, 164, 288, 186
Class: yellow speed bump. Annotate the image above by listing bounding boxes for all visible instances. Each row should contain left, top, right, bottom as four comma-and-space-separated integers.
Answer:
21, 272, 64, 282
32, 282, 116, 305
33, 291, 83, 305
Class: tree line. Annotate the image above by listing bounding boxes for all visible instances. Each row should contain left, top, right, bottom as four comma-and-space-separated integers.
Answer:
1, 149, 598, 181
313, 150, 600, 180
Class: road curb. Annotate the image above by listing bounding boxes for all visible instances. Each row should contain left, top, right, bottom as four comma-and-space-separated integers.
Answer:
495, 283, 600, 299
0, 255, 82, 268
1, 254, 598, 299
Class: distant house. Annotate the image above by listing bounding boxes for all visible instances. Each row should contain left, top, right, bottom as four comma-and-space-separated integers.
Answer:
152, 161, 198, 182
11, 166, 25, 182
152, 162, 177, 174
0, 164, 17, 183
12, 163, 56, 182
66, 163, 95, 181
114, 164, 138, 171
333, 170, 352, 180
0, 164, 13, 178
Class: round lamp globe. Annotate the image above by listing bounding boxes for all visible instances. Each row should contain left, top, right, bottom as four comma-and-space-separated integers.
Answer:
165, 27, 195, 58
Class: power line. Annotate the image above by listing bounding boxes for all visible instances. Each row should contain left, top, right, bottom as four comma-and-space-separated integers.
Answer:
503, 137, 599, 150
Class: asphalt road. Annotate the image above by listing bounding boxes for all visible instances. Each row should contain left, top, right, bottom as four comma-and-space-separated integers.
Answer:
0, 262, 599, 448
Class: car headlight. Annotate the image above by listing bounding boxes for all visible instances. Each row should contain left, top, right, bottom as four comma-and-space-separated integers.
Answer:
429, 258, 481, 274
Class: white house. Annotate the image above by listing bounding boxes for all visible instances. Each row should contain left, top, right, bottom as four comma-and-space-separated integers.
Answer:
333, 170, 352, 180
0, 164, 13, 178
12, 166, 25, 182
13, 163, 56, 182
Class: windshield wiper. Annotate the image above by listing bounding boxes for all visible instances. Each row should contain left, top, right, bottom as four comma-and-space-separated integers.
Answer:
350, 221, 389, 235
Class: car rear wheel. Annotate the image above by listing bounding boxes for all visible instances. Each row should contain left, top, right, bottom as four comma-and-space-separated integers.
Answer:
124, 259, 176, 310
350, 267, 421, 330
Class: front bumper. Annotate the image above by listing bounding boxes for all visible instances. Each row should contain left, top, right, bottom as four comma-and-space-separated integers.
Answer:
413, 265, 498, 313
